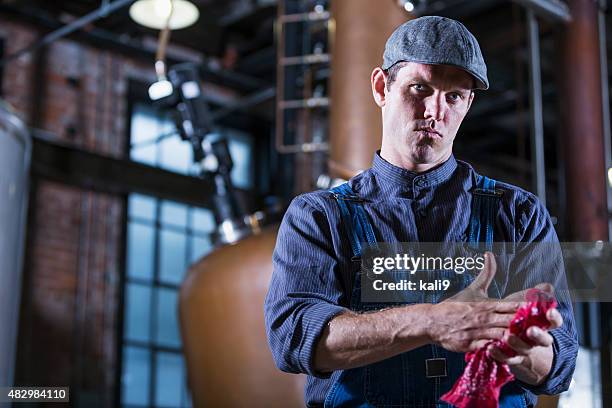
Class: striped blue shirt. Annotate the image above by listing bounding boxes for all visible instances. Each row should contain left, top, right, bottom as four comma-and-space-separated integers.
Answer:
264, 153, 578, 407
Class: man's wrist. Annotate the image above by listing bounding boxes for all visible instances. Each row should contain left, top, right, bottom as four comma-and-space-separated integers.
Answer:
397, 303, 435, 346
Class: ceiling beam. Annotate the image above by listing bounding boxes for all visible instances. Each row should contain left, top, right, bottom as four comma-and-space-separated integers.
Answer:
422, 0, 507, 18
31, 132, 220, 207
0, 4, 271, 93
0, 0, 135, 67
511, 0, 571, 22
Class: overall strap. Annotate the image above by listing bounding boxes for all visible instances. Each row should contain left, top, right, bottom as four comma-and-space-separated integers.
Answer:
468, 175, 503, 252
330, 183, 377, 258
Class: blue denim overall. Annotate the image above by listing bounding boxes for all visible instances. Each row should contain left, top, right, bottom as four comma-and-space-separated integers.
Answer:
325, 176, 530, 408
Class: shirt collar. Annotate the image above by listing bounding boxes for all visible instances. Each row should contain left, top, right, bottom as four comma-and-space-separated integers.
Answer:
371, 151, 458, 191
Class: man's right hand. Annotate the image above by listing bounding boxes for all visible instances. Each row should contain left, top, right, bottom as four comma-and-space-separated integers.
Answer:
426, 252, 523, 353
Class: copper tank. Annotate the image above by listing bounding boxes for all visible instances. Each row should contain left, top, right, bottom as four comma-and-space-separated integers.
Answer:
179, 224, 306, 407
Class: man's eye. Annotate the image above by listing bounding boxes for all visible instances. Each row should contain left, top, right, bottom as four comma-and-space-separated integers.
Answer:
448, 93, 462, 102
412, 84, 426, 91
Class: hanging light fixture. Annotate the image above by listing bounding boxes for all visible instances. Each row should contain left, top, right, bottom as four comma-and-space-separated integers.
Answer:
129, 0, 199, 30
129, 0, 199, 100
134, 0, 178, 100
397, 0, 419, 14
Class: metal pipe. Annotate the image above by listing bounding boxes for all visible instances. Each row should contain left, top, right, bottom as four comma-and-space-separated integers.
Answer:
511, 0, 571, 23
598, 0, 612, 239
559, 0, 608, 241
597, 2, 612, 406
209, 87, 276, 122
278, 10, 331, 23
526, 10, 546, 206
153, 0, 174, 81
0, 3, 268, 93
0, 0, 135, 67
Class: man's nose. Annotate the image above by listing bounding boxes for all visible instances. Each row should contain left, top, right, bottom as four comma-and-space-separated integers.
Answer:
423, 94, 444, 121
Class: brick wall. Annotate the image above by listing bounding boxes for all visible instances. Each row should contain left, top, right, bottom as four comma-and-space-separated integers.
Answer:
18, 181, 123, 406
0, 17, 154, 157
0, 15, 177, 407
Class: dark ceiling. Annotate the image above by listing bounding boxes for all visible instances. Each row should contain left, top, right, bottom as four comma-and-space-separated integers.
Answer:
0, 0, 278, 84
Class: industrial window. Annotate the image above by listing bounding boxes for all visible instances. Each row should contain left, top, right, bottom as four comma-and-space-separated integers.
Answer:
129, 102, 255, 189
120, 102, 224, 408
120, 194, 215, 407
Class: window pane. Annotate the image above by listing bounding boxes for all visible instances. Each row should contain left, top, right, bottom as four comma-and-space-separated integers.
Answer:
121, 346, 151, 405
227, 131, 253, 189
190, 236, 212, 263
155, 352, 184, 407
159, 135, 191, 174
159, 229, 187, 284
155, 288, 181, 347
131, 104, 161, 146
130, 144, 157, 166
161, 201, 188, 228
129, 194, 156, 221
191, 208, 215, 233
127, 222, 155, 281
124, 283, 152, 343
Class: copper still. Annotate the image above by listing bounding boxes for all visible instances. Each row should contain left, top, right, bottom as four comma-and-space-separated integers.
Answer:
179, 1, 406, 406
179, 219, 306, 407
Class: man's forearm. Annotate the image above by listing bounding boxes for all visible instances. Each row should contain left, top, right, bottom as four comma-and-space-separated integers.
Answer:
313, 304, 433, 373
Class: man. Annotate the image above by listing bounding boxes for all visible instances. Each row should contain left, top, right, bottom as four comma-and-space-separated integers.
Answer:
264, 16, 577, 407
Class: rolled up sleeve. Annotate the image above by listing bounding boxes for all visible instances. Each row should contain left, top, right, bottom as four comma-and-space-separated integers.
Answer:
512, 194, 579, 395
264, 195, 348, 378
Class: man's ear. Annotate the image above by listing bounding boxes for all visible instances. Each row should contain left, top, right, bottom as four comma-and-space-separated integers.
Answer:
371, 67, 387, 108
466, 90, 475, 112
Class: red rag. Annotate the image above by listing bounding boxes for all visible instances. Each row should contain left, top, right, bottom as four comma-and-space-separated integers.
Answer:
440, 289, 557, 408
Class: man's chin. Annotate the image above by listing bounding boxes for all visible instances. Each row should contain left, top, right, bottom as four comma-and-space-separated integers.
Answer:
411, 146, 437, 164
408, 146, 452, 168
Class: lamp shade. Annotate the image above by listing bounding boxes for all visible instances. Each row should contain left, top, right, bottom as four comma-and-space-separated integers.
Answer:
129, 0, 199, 30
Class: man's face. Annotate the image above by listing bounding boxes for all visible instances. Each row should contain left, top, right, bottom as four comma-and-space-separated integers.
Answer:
372, 62, 475, 171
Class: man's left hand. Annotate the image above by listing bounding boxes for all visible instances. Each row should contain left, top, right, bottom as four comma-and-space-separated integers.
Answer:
487, 304, 563, 385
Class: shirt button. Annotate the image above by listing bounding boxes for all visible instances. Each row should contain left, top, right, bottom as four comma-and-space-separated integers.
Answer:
417, 209, 427, 218
415, 179, 427, 187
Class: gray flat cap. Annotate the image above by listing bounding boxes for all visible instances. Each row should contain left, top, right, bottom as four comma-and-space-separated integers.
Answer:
382, 16, 489, 90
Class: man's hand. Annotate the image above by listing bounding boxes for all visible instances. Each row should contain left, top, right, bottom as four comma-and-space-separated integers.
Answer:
487, 285, 563, 385
427, 252, 523, 353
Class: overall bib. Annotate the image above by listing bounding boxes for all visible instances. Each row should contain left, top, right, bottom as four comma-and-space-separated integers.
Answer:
324, 176, 530, 408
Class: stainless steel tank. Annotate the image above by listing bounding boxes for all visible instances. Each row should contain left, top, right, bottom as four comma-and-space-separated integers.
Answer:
0, 101, 31, 387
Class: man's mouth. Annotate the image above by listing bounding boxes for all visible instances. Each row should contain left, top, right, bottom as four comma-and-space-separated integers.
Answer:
416, 128, 442, 138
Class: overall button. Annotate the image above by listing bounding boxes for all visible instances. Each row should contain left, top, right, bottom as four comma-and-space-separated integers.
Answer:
425, 358, 447, 378
415, 179, 427, 188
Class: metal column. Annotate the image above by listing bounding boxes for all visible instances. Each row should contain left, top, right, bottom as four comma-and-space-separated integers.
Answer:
526, 10, 546, 206
559, 2, 609, 405
559, 0, 608, 241
597, 0, 612, 404
599, 0, 612, 240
